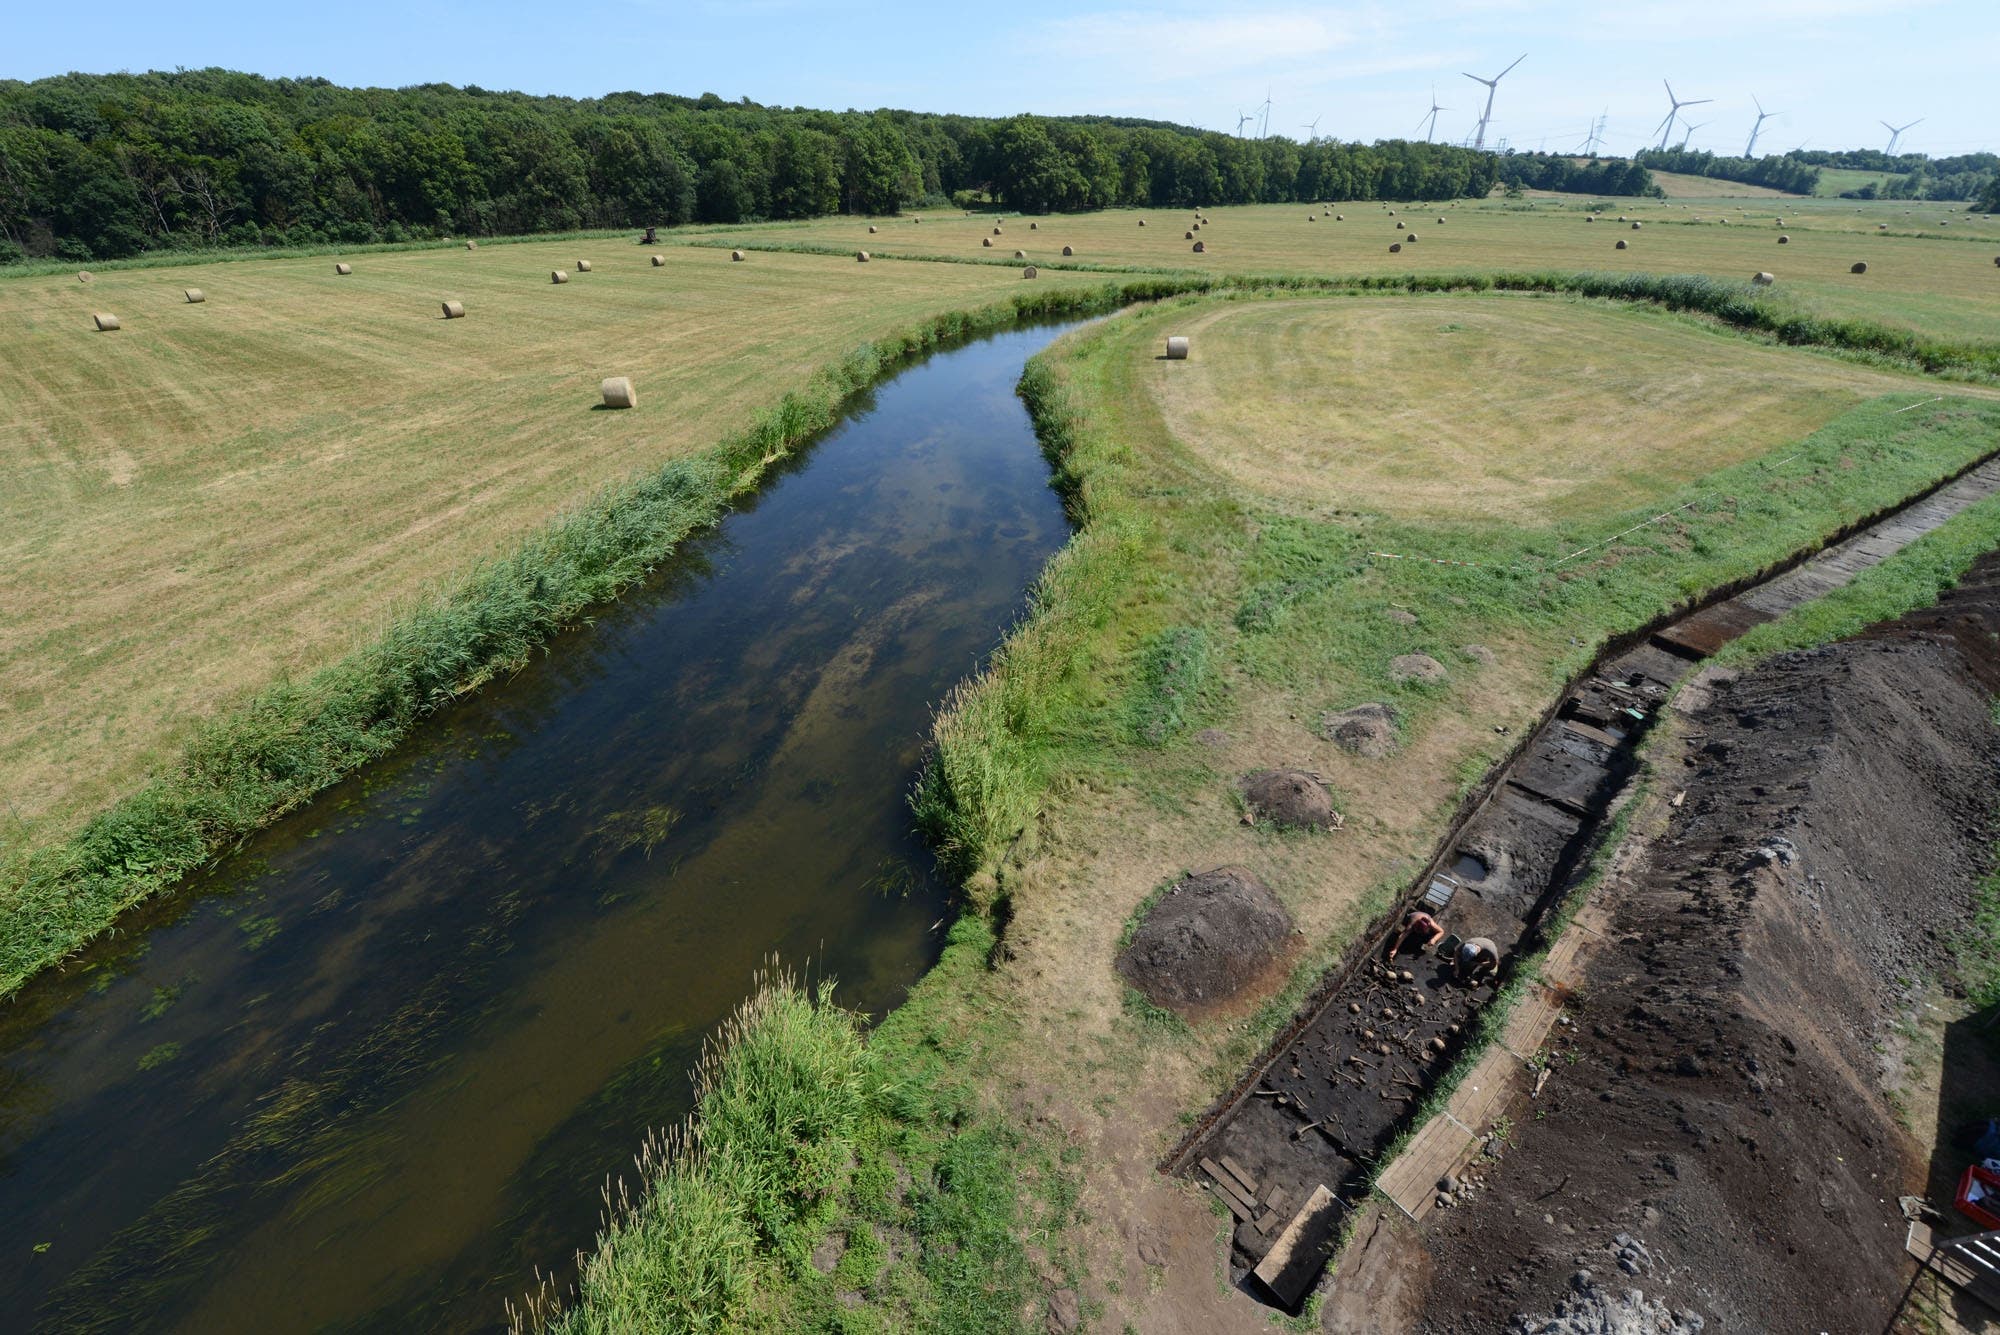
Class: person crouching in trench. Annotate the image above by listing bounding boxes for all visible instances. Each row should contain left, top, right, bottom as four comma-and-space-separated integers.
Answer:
1454, 936, 1501, 986
1385, 910, 1445, 961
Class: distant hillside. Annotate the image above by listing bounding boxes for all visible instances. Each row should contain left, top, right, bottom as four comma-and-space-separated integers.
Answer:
1647, 169, 1794, 199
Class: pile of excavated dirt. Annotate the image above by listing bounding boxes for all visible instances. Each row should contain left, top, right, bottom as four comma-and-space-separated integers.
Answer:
1239, 768, 1341, 830
1116, 866, 1294, 1013
1414, 553, 2000, 1334
1322, 703, 1398, 758
1390, 653, 1447, 685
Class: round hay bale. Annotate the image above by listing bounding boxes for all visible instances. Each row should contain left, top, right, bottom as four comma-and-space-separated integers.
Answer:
1389, 242, 1402, 253
1630, 221, 1641, 230
1321, 703, 1397, 758
1115, 867, 1294, 1012
1614, 239, 1628, 250
868, 224, 878, 234
913, 217, 922, 223
1752, 271, 1776, 285
982, 237, 993, 247
576, 259, 592, 272
465, 240, 477, 250
183, 288, 205, 304
855, 250, 870, 263
1437, 216, 1446, 224
1851, 262, 1868, 274
1335, 213, 1344, 221
1777, 235, 1790, 244
1164, 335, 1190, 360
441, 300, 466, 319
1307, 213, 1315, 221
1061, 245, 1074, 257
1030, 221, 1038, 230
1617, 215, 1627, 222
1191, 240, 1205, 253
1185, 230, 1195, 240
77, 271, 91, 282
731, 250, 745, 262
1389, 653, 1447, 685
92, 312, 120, 332
1388, 209, 1397, 216
1022, 265, 1037, 279
1192, 222, 1201, 231
1586, 215, 1596, 223
1138, 218, 1146, 226
992, 225, 1003, 235
334, 263, 352, 275
1013, 249, 1025, 259
1880, 223, 1889, 229
1404, 232, 1418, 243
551, 269, 569, 284
1240, 769, 1340, 830
600, 376, 637, 409
650, 254, 665, 266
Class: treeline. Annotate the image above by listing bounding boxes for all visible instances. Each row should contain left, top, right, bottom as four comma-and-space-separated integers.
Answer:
1493, 152, 1655, 197
1792, 148, 1997, 203
1633, 147, 1821, 195
0, 68, 1504, 262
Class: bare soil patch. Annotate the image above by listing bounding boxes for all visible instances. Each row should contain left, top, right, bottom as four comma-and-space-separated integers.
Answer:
1415, 556, 2000, 1333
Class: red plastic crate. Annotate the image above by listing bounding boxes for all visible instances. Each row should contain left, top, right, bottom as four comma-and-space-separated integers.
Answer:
1956, 1163, 2000, 1230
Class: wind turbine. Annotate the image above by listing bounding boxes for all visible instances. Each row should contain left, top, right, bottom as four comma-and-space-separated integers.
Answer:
1679, 120, 1707, 150
1743, 96, 1776, 157
1301, 115, 1322, 141
1258, 90, 1273, 139
1655, 80, 1712, 150
1881, 118, 1922, 154
1418, 88, 1449, 143
1463, 54, 1525, 150
1235, 110, 1254, 138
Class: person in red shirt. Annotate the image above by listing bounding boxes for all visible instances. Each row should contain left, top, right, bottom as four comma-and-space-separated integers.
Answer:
1385, 910, 1445, 961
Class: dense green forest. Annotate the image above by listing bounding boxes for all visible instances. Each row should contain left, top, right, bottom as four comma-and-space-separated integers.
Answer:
1494, 152, 1656, 197
0, 68, 1565, 261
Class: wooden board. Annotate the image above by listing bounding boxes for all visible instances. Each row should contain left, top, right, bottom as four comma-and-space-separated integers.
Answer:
1253, 1183, 1341, 1309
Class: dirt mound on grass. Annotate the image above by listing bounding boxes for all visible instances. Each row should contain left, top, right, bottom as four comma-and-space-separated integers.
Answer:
1117, 867, 1294, 1012
1416, 554, 2000, 1335
1239, 769, 1341, 830
1390, 653, 1447, 684
1322, 703, 1398, 757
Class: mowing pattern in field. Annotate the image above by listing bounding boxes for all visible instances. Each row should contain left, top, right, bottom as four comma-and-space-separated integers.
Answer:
1146, 294, 1989, 523
704, 199, 2000, 342
0, 243, 1098, 854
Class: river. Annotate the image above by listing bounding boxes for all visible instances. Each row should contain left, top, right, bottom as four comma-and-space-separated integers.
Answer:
0, 319, 1083, 1331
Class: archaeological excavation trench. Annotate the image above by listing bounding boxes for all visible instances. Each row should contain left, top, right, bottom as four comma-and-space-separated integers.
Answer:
1165, 453, 2000, 1313
0, 321, 1086, 1333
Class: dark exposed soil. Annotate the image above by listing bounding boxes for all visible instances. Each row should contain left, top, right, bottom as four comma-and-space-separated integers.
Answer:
1241, 769, 1342, 830
1416, 556, 2000, 1334
1117, 867, 1295, 1012
1323, 703, 1399, 758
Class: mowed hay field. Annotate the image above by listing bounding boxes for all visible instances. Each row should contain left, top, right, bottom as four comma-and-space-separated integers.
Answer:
711, 199, 2000, 342
0, 241, 1100, 860
1146, 294, 1995, 523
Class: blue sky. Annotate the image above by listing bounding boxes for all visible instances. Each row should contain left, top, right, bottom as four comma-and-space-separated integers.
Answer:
10, 0, 1994, 157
